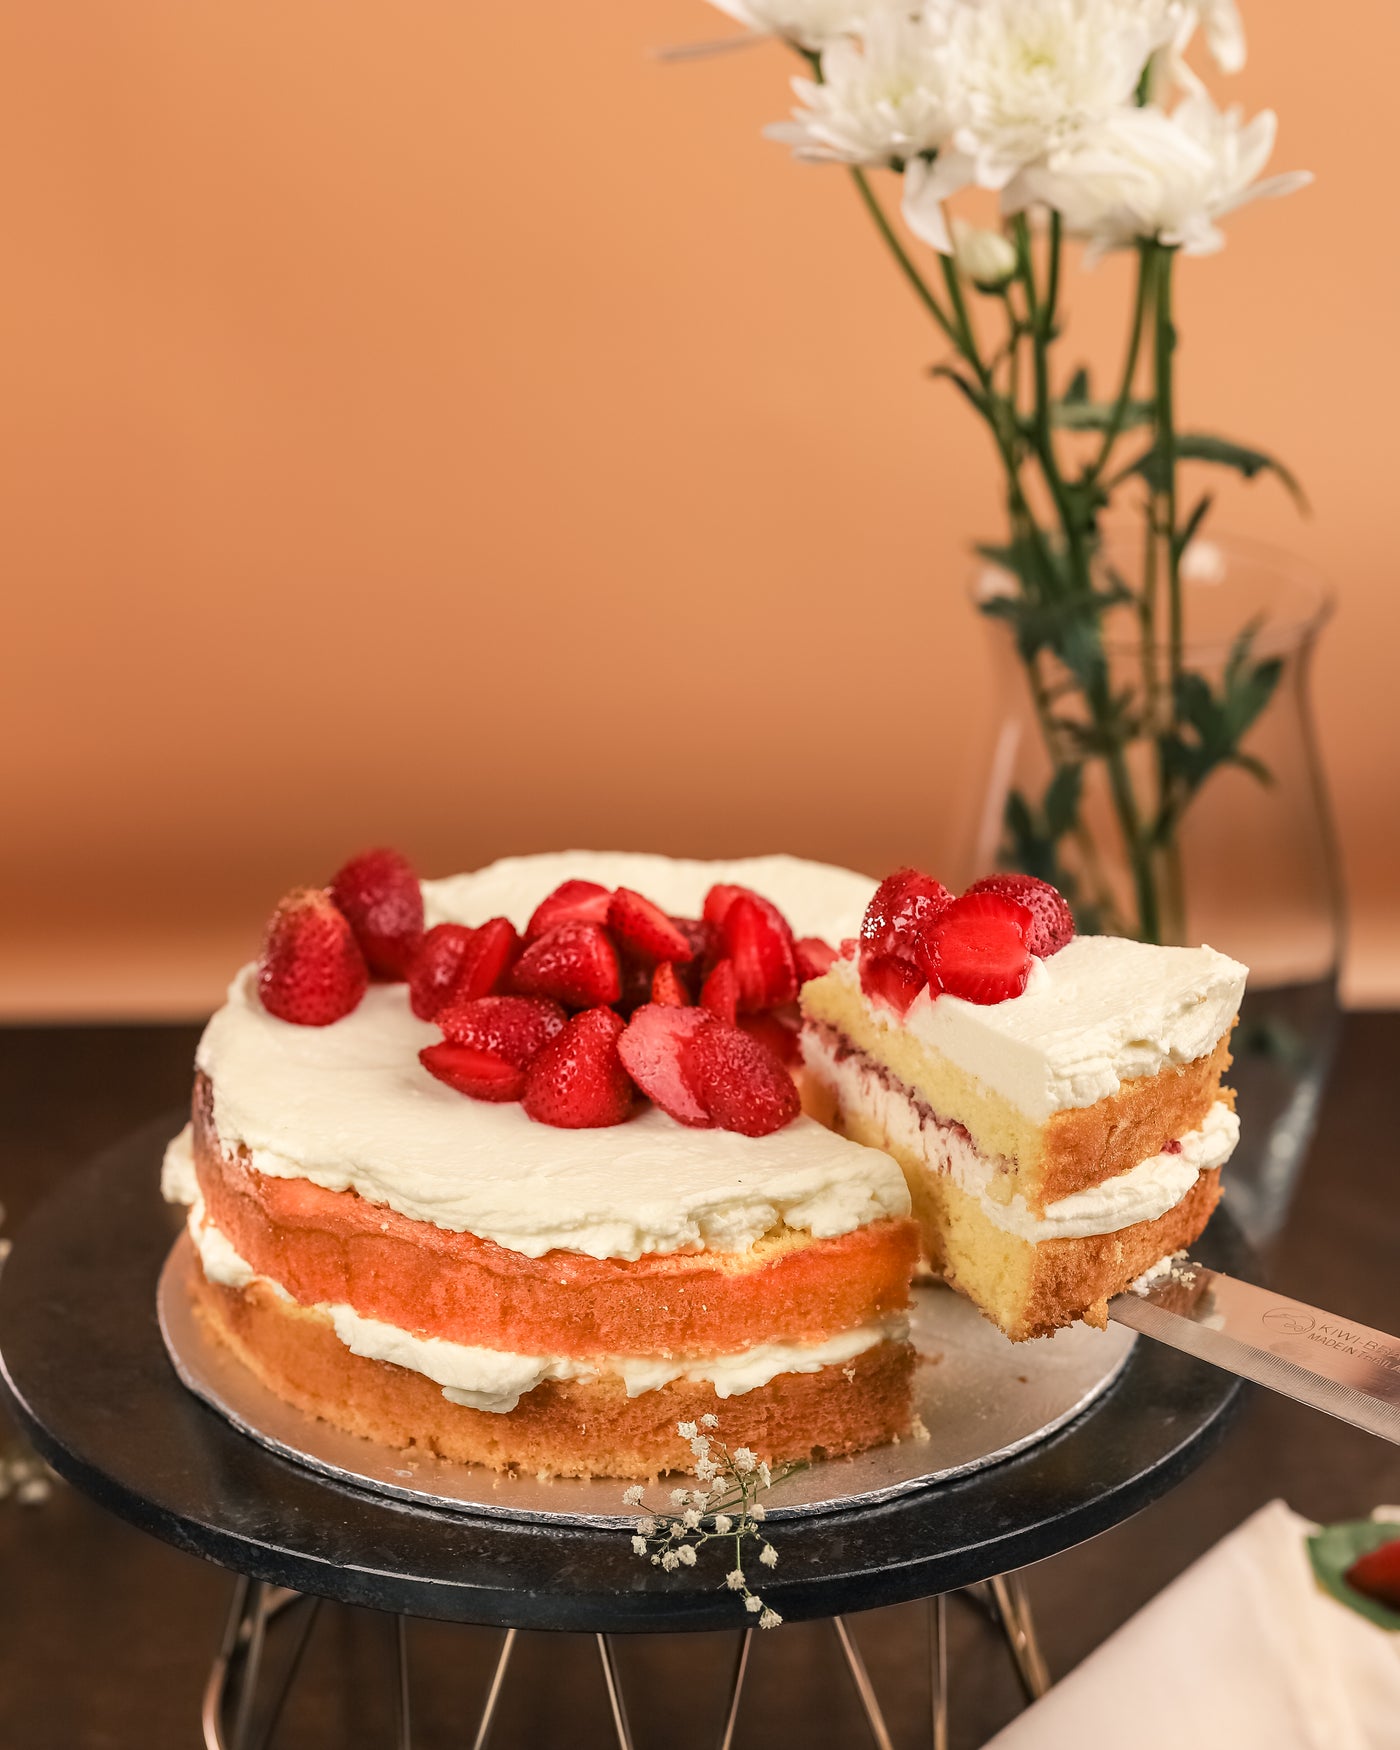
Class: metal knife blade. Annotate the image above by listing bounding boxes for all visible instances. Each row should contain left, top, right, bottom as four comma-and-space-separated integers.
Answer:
1108, 1262, 1400, 1445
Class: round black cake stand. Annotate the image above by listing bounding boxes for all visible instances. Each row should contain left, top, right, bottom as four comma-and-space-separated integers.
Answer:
0, 1118, 1252, 1749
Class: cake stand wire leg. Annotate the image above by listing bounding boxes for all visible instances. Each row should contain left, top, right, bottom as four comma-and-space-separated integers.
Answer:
715, 1628, 752, 1750
988, 1573, 1050, 1702
928, 1593, 948, 1750
468, 1627, 516, 1750
248, 1596, 323, 1750
230, 1580, 270, 1750
595, 1633, 636, 1750
831, 1616, 894, 1750
394, 1615, 412, 1750
202, 1576, 252, 1750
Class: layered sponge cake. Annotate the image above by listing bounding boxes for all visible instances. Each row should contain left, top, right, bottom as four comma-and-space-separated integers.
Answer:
162, 853, 918, 1479
800, 870, 1246, 1340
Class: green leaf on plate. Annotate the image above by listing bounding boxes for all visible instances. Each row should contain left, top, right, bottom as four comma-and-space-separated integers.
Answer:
1306, 1520, 1400, 1632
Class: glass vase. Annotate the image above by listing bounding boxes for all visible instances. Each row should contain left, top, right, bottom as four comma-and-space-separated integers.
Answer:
970, 534, 1343, 1246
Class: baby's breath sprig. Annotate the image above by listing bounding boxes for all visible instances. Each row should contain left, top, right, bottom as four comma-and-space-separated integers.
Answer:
622, 1416, 796, 1628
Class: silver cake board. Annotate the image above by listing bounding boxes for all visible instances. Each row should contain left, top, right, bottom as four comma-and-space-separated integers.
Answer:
158, 1233, 1135, 1528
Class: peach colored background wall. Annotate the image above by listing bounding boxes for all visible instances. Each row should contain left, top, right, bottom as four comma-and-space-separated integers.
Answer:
2, 1, 1397, 1016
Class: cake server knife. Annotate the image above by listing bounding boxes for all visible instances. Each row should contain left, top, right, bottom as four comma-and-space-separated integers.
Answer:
1108, 1263, 1400, 1445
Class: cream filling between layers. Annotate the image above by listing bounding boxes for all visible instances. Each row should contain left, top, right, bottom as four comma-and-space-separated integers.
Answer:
817, 934, 1246, 1122
799, 1029, 1239, 1241
181, 1190, 905, 1416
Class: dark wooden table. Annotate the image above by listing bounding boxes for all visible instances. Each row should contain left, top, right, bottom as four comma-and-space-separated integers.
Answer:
2, 1017, 1397, 1749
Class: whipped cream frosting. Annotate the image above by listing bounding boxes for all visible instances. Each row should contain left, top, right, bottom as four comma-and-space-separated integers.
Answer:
800, 1028, 1239, 1240
194, 854, 907, 1261
826, 934, 1246, 1122
185, 1198, 903, 1414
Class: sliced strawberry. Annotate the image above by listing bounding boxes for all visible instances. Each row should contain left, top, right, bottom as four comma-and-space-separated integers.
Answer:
525, 880, 613, 942
794, 936, 838, 983
738, 1009, 801, 1068
701, 884, 746, 930
839, 937, 859, 960
522, 1007, 635, 1129
617, 1003, 715, 1126
1346, 1536, 1400, 1610
966, 873, 1074, 957
448, 917, 522, 1005
700, 959, 739, 1026
680, 1021, 801, 1138
651, 962, 689, 1007
408, 923, 477, 1020
608, 888, 695, 964
861, 868, 954, 963
328, 847, 424, 979
670, 916, 719, 972
718, 892, 798, 1012
435, 994, 566, 1065
419, 1042, 527, 1102
511, 920, 620, 1009
920, 892, 1032, 1005
258, 887, 368, 1026
859, 952, 926, 1018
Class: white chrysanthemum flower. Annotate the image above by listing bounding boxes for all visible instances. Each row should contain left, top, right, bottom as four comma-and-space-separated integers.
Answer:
768, 8, 957, 166
745, 1593, 764, 1613
677, 1544, 698, 1566
1012, 92, 1310, 260
759, 1607, 784, 1629
622, 1485, 645, 1507
714, 1514, 734, 1534
1166, 0, 1245, 77
631, 1535, 648, 1556
759, 1543, 779, 1567
950, 0, 1167, 186
726, 1569, 746, 1590
733, 1448, 757, 1474
708, 0, 899, 53
951, 216, 1017, 288
677, 1421, 698, 1440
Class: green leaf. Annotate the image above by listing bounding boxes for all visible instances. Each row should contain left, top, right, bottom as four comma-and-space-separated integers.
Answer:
1113, 433, 1309, 510
1306, 1521, 1400, 1633
1044, 763, 1083, 838
1063, 366, 1091, 404
930, 363, 995, 423
1172, 492, 1213, 560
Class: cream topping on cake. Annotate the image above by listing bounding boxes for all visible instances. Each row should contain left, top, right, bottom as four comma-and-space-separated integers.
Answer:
800, 1027, 1239, 1239
823, 935, 1246, 1121
194, 854, 907, 1262
186, 1200, 904, 1414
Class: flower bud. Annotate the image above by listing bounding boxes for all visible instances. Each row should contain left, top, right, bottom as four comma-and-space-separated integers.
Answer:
952, 218, 1017, 291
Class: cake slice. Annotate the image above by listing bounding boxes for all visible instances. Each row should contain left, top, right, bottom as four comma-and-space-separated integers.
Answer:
799, 870, 1246, 1340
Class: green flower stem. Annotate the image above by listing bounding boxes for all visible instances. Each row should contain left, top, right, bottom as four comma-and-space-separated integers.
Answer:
1151, 242, 1186, 943
847, 167, 961, 351
1089, 243, 1152, 479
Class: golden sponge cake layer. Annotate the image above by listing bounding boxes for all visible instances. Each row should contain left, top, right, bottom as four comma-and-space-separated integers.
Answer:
802, 966, 1235, 1211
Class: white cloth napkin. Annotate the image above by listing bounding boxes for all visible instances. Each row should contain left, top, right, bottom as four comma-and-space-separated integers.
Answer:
985, 1501, 1400, 1750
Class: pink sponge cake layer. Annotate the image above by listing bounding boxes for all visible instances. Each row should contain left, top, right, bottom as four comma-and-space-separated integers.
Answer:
193, 1076, 918, 1359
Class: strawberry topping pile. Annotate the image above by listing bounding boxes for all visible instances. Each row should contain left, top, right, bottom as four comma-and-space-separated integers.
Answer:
855, 867, 1074, 1018
254, 851, 835, 1137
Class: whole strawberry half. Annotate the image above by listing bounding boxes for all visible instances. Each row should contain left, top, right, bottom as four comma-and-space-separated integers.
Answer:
447, 917, 522, 1006
525, 879, 613, 942
408, 923, 477, 1020
435, 994, 567, 1066
738, 1009, 801, 1068
859, 952, 926, 1018
512, 920, 621, 1009
714, 891, 798, 1012
861, 868, 954, 963
680, 1020, 801, 1138
420, 1042, 528, 1102
522, 1007, 635, 1129
329, 847, 424, 979
618, 1003, 716, 1126
608, 888, 695, 965
258, 888, 368, 1026
700, 958, 739, 1026
966, 873, 1073, 957
1346, 1536, 1400, 1610
920, 892, 1032, 1005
